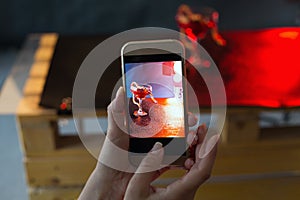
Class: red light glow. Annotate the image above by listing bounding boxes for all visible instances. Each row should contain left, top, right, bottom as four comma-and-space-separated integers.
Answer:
189, 27, 300, 108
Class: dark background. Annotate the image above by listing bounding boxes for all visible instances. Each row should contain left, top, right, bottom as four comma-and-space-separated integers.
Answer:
1, 0, 300, 47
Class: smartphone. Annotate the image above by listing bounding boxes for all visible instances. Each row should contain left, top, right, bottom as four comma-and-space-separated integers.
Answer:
121, 39, 189, 166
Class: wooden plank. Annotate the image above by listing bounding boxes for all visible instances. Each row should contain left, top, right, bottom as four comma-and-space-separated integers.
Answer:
25, 156, 96, 187
29, 186, 82, 200
0, 34, 39, 114
17, 94, 106, 117
28, 175, 300, 200
24, 141, 300, 187
18, 114, 104, 157
213, 145, 300, 175
21, 128, 300, 183
158, 140, 300, 179
17, 116, 57, 154
29, 61, 51, 77
34, 46, 55, 61
17, 95, 56, 116
39, 33, 58, 47
224, 112, 260, 144
31, 135, 101, 157
23, 77, 46, 96
195, 176, 300, 200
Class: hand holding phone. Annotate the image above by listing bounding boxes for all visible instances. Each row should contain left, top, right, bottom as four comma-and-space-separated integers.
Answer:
124, 122, 218, 200
79, 86, 218, 200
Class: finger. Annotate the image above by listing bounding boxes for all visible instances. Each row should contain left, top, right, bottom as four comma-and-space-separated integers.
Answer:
195, 124, 207, 162
185, 135, 218, 186
197, 123, 207, 143
107, 87, 127, 143
186, 124, 207, 169
188, 112, 198, 127
186, 130, 198, 146
106, 87, 129, 151
167, 136, 218, 196
198, 131, 219, 159
127, 142, 164, 196
184, 158, 195, 170
109, 86, 125, 113
98, 87, 130, 166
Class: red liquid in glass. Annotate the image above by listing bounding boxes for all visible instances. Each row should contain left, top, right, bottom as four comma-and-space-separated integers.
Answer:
131, 88, 150, 99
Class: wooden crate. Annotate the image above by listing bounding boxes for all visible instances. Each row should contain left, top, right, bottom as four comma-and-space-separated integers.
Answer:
16, 34, 97, 199
17, 34, 300, 200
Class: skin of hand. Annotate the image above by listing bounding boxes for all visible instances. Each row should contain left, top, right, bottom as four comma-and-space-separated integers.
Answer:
124, 123, 218, 200
78, 87, 132, 200
79, 87, 217, 200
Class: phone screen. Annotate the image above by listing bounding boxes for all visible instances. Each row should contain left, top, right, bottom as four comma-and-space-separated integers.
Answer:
123, 54, 188, 154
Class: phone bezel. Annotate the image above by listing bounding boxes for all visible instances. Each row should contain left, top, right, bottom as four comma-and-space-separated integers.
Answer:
121, 40, 189, 166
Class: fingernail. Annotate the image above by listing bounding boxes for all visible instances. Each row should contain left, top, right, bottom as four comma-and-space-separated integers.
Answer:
112, 87, 124, 112
186, 159, 194, 167
199, 135, 219, 159
185, 159, 194, 168
151, 142, 162, 154
188, 114, 198, 125
116, 86, 123, 97
187, 133, 194, 145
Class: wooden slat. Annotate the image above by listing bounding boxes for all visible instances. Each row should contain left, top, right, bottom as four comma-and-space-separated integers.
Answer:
158, 140, 300, 179
23, 77, 46, 95
34, 46, 55, 61
25, 156, 96, 187
213, 144, 300, 175
224, 112, 260, 144
18, 116, 57, 154
29, 61, 51, 77
18, 114, 104, 157
17, 96, 56, 116
29, 186, 81, 200
39, 33, 58, 47
195, 176, 300, 200
29, 175, 300, 200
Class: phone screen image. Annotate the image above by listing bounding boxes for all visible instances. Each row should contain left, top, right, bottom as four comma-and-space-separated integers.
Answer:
123, 54, 187, 140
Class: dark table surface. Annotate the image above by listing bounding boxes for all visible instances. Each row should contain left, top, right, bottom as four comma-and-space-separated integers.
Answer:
40, 27, 300, 110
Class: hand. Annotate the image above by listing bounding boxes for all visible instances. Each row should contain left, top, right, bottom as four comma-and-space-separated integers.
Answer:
79, 87, 132, 200
79, 87, 216, 200
124, 124, 219, 200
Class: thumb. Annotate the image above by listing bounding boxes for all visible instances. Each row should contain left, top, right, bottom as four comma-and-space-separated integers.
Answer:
127, 142, 164, 196
107, 87, 126, 140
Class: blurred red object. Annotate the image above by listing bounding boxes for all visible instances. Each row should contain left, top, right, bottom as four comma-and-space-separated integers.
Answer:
189, 27, 300, 108
176, 4, 226, 68
176, 4, 226, 46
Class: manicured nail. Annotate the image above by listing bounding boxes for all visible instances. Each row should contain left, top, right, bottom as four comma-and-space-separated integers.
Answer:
188, 114, 198, 125
186, 159, 194, 167
187, 132, 194, 145
199, 135, 219, 159
116, 86, 123, 97
151, 142, 162, 154
187, 132, 198, 146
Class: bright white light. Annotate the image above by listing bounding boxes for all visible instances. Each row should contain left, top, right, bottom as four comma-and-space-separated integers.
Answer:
173, 61, 182, 75
165, 98, 184, 128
